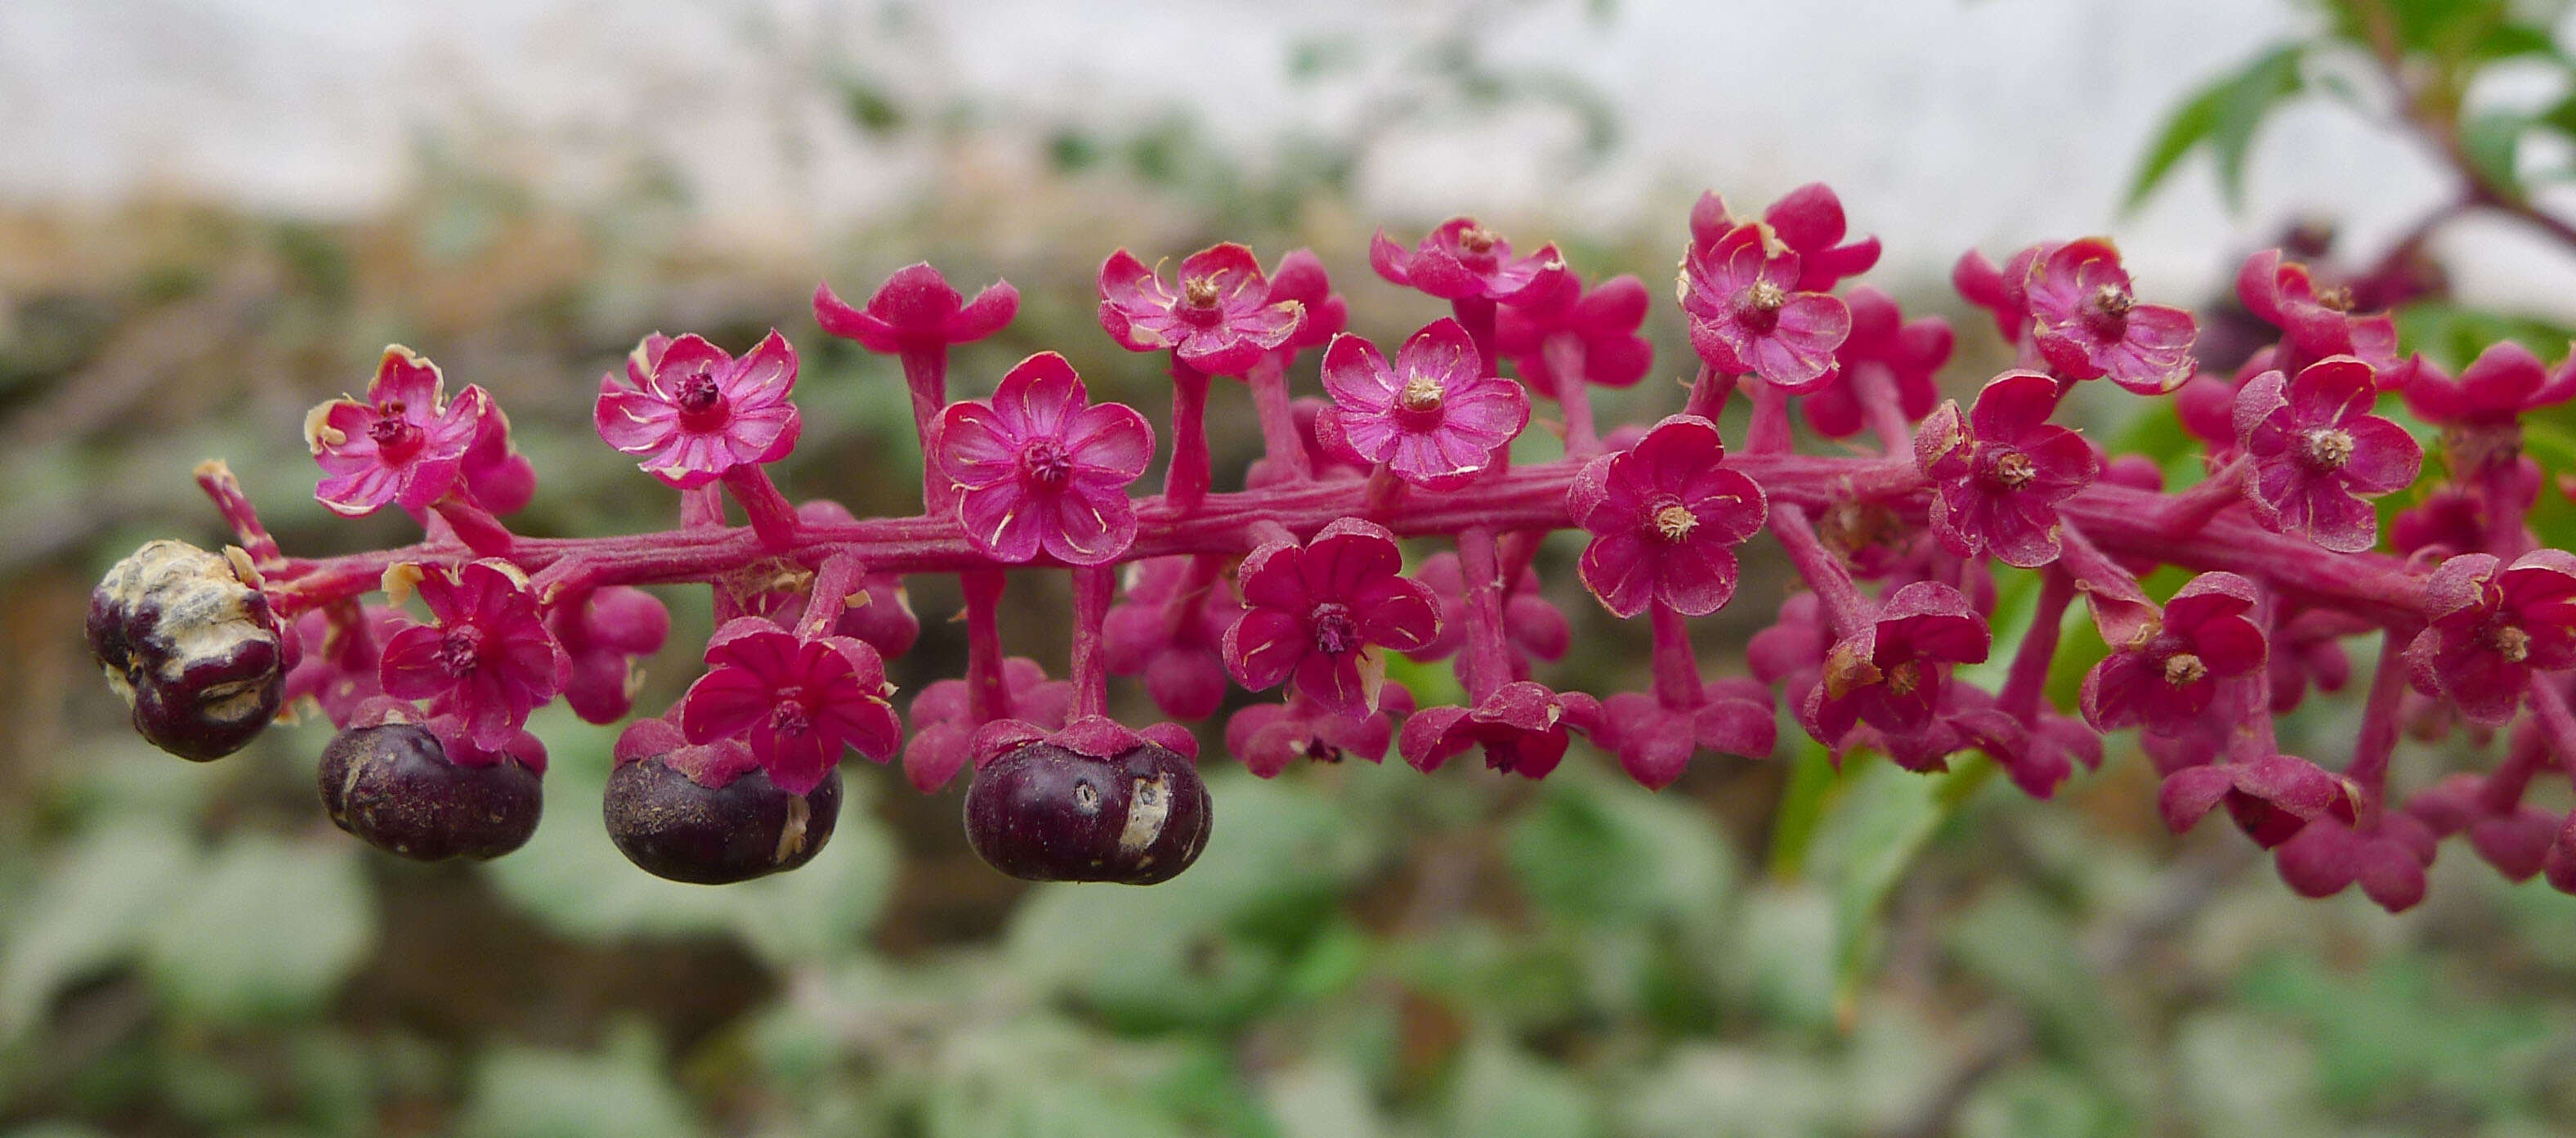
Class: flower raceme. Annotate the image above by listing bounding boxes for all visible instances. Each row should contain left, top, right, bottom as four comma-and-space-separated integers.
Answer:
88, 184, 2576, 912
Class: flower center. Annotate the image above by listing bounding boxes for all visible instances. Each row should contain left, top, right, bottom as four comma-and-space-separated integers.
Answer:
369, 401, 424, 461
1986, 449, 2037, 490
2082, 284, 2133, 339
1018, 437, 1076, 487
2491, 624, 2531, 664
2162, 652, 2207, 686
1652, 502, 1697, 542
2314, 284, 2354, 312
1182, 276, 1222, 307
673, 368, 729, 429
1737, 279, 1787, 334
768, 690, 812, 738
435, 626, 483, 677
2300, 428, 2355, 471
1884, 660, 1925, 697
1398, 373, 1446, 414
1309, 602, 1358, 656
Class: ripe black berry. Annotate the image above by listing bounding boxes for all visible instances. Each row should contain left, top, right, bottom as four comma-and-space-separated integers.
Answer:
964, 740, 1212, 885
87, 540, 290, 760
603, 753, 841, 885
318, 724, 542, 861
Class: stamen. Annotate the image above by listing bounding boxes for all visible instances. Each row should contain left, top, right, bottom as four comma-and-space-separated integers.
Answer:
2301, 428, 2354, 471
2493, 625, 2531, 665
2162, 652, 2207, 686
1398, 374, 1445, 413
1652, 503, 1697, 541
1182, 276, 1222, 307
1309, 602, 1358, 656
1020, 438, 1076, 486
1991, 450, 2036, 489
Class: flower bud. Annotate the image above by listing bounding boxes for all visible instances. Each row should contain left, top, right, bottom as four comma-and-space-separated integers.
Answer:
87, 540, 290, 760
964, 739, 1210, 885
319, 722, 542, 861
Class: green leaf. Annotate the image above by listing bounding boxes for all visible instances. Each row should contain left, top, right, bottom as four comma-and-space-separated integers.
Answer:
141, 835, 374, 1024
2462, 110, 2531, 200
1504, 764, 1735, 930
454, 1028, 700, 1138
1810, 755, 1993, 1017
2123, 43, 2306, 213
1442, 1034, 1600, 1138
0, 818, 196, 1038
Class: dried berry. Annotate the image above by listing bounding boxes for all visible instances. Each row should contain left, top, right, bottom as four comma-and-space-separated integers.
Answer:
605, 747, 841, 885
87, 540, 291, 760
964, 740, 1210, 885
318, 723, 542, 861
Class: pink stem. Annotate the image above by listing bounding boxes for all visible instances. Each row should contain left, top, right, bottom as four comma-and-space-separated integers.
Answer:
1542, 333, 1602, 459
431, 496, 514, 558
1362, 463, 1405, 517
1744, 377, 1793, 455
680, 484, 740, 623
1070, 565, 1114, 719
194, 460, 285, 571
2343, 629, 2410, 808
2482, 461, 2533, 557
1455, 526, 1511, 702
1453, 297, 1499, 378
963, 568, 1010, 724
1683, 364, 1732, 421
2526, 674, 2576, 777
1851, 364, 1914, 459
1157, 553, 1225, 642
1166, 357, 1213, 511
720, 464, 798, 552
1648, 603, 1703, 708
1997, 569, 2076, 721
1767, 503, 1872, 637
1247, 353, 1313, 482
899, 345, 958, 514
2153, 458, 2247, 538
794, 552, 865, 641
2479, 722, 2548, 812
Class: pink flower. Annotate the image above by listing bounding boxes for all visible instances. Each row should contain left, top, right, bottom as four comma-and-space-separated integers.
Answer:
2405, 550, 2576, 724
1224, 685, 1411, 778
934, 352, 1155, 566
1952, 244, 2051, 345
1405, 551, 1570, 677
1401, 681, 1603, 779
903, 657, 1073, 793
1804, 582, 1991, 745
1943, 686, 2100, 799
1223, 518, 1441, 715
1264, 249, 1347, 356
461, 402, 536, 513
1368, 217, 1568, 303
594, 330, 802, 489
2401, 340, 2574, 428
551, 586, 670, 725
2235, 249, 2408, 377
1567, 414, 1766, 617
1688, 183, 1882, 292
284, 606, 407, 727
2234, 356, 2423, 552
676, 616, 901, 795
2024, 238, 2198, 395
1097, 244, 1304, 375
378, 560, 569, 753
1494, 275, 1656, 397
1800, 285, 1952, 439
1102, 556, 1238, 719
2274, 813, 2438, 913
2158, 753, 2353, 849
2080, 572, 2269, 735
1914, 370, 2098, 567
1679, 222, 1851, 389
813, 262, 1018, 352
1594, 679, 1776, 790
306, 347, 492, 517
1315, 319, 1530, 488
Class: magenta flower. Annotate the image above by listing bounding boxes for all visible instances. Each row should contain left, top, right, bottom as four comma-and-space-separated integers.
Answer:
2234, 356, 2423, 552
1804, 582, 1991, 745
903, 657, 1073, 794
1688, 184, 1882, 292
813, 262, 1018, 352
284, 606, 406, 728
1401, 681, 1603, 779
2080, 572, 2268, 735
1800, 285, 1952, 439
1223, 518, 1441, 715
2274, 813, 2439, 913
1679, 222, 1852, 390
1405, 551, 1570, 677
594, 330, 802, 489
551, 586, 670, 726
2159, 754, 2354, 849
461, 403, 536, 514
2403, 340, 2573, 428
676, 617, 901, 795
1097, 244, 1304, 375
1914, 370, 2098, 568
1102, 556, 1238, 719
1594, 679, 1775, 791
1567, 414, 1766, 617
1264, 249, 1347, 356
1494, 275, 1656, 397
2024, 238, 2198, 395
934, 352, 1155, 566
1315, 319, 1530, 488
306, 347, 492, 517
1368, 217, 1568, 302
1225, 685, 1411, 778
2235, 249, 2407, 377
378, 560, 569, 752
1952, 243, 2051, 345
2406, 550, 2576, 724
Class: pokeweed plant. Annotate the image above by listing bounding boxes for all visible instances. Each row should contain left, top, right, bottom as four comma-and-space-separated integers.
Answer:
78, 179, 2576, 911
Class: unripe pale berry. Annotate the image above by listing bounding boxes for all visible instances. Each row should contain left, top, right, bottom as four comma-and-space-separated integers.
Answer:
318, 724, 542, 861
87, 540, 289, 760
964, 740, 1211, 885
603, 753, 841, 885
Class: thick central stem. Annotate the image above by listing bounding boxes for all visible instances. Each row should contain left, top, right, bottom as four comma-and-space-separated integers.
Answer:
1165, 358, 1212, 512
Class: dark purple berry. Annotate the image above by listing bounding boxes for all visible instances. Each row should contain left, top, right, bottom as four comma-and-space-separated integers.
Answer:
964, 740, 1211, 885
604, 754, 841, 885
318, 724, 542, 861
87, 540, 290, 760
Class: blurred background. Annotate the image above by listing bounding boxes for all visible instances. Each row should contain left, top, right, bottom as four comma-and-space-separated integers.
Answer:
9, 1, 2576, 1135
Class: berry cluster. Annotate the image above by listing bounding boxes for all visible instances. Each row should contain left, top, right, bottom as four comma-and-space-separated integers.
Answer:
83, 185, 2576, 908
